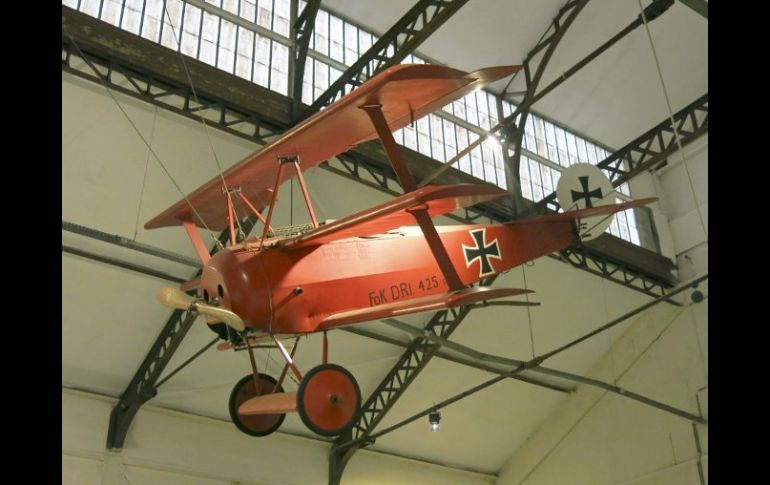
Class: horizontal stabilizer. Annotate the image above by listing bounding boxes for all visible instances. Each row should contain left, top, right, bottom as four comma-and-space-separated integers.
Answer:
320, 287, 532, 329
513, 198, 657, 225
238, 392, 297, 416
145, 64, 520, 231
281, 183, 507, 248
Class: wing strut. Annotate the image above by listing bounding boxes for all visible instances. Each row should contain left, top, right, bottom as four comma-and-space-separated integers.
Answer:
360, 104, 464, 291
259, 156, 320, 246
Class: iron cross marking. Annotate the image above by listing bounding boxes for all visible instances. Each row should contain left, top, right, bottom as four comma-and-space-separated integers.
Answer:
570, 176, 603, 208
462, 229, 502, 278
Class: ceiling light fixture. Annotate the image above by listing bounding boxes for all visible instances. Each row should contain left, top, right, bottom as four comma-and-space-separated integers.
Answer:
428, 409, 441, 432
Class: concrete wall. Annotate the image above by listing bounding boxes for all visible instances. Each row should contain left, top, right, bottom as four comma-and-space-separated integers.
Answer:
63, 389, 496, 485
496, 292, 707, 485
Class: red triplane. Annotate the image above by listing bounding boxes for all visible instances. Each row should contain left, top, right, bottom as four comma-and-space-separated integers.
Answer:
147, 64, 653, 437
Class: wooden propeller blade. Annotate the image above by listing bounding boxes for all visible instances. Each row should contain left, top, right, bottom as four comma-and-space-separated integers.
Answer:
156, 286, 245, 331
195, 304, 245, 331
156, 286, 195, 310
238, 392, 298, 416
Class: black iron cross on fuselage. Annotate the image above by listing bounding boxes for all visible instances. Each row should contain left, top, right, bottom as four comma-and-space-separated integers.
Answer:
463, 229, 501, 278
571, 176, 603, 208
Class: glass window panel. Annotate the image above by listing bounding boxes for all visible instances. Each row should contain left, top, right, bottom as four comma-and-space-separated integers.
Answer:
274, 0, 290, 37
403, 124, 417, 151
544, 120, 559, 165
236, 27, 254, 80
394, 128, 404, 145
241, 0, 257, 22
302, 60, 313, 104
314, 10, 329, 56
520, 157, 533, 201
453, 99, 466, 121
222, 0, 238, 14
529, 158, 544, 201
313, 59, 328, 99
269, 41, 288, 94
80, 0, 101, 17
358, 31, 372, 55
565, 131, 578, 166
217, 19, 237, 73
142, 0, 164, 42
329, 65, 342, 87
430, 115, 445, 163
162, 0, 185, 50
257, 0, 273, 30
532, 116, 547, 158
456, 127, 470, 174
329, 15, 344, 62
122, 0, 144, 34
101, 0, 122, 26
585, 142, 597, 165
575, 136, 588, 164
63, 0, 79, 8
464, 93, 478, 126
553, 125, 568, 167
206, 0, 222, 7
254, 37, 271, 87
344, 23, 358, 65
180, 5, 201, 57
416, 116, 431, 157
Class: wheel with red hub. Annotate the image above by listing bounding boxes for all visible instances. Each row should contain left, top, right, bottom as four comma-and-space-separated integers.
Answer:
228, 373, 285, 437
297, 364, 361, 437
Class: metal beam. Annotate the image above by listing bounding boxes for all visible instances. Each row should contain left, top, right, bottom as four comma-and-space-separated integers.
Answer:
105, 215, 258, 450
62, 245, 187, 284
62, 220, 201, 269
678, 0, 708, 19
290, 0, 321, 121
532, 93, 708, 214
62, 7, 676, 298
341, 327, 574, 394
302, 0, 470, 119
329, 277, 496, 484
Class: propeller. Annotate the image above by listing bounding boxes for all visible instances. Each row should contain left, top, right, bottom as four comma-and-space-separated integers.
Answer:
156, 287, 245, 331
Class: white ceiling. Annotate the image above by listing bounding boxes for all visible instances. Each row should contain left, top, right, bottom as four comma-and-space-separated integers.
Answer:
62, 0, 706, 476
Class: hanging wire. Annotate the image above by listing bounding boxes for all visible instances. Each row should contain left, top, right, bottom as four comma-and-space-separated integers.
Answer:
133, 105, 158, 240
162, 5, 246, 241
64, 33, 219, 245
599, 276, 618, 384
637, 0, 708, 241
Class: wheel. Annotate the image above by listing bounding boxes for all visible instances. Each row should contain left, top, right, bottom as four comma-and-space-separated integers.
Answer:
228, 373, 285, 437
297, 363, 361, 437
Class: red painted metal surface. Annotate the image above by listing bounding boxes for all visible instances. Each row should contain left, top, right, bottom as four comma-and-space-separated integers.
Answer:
281, 183, 507, 248
297, 364, 360, 436
238, 392, 298, 416
145, 64, 520, 231
197, 200, 643, 335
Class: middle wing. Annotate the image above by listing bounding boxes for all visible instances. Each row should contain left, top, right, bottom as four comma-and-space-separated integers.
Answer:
278, 183, 508, 248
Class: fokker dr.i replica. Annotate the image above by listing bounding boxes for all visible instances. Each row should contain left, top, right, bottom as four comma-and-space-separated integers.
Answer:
147, 63, 654, 438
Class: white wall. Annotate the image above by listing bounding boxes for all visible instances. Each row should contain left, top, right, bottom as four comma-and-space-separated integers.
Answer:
656, 135, 708, 280
62, 389, 496, 485
495, 293, 708, 485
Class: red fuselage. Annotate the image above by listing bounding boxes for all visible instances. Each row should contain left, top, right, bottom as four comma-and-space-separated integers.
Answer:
199, 219, 577, 334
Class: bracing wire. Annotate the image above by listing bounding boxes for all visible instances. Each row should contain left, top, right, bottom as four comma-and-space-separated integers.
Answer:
133, 105, 158, 241
521, 264, 536, 359
637, 0, 707, 242
65, 33, 219, 245
162, 5, 247, 241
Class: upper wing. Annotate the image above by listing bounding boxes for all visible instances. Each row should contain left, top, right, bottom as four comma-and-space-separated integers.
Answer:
279, 183, 508, 249
145, 64, 521, 231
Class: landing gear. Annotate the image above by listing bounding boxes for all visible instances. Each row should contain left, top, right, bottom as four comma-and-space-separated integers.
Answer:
228, 373, 285, 437
297, 363, 361, 437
